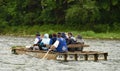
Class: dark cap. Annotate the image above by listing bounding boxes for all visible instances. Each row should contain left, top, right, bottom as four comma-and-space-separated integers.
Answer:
57, 32, 61, 37
36, 32, 40, 36
77, 35, 82, 39
61, 32, 67, 38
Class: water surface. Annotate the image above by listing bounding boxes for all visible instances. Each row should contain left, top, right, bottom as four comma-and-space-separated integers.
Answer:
0, 36, 120, 71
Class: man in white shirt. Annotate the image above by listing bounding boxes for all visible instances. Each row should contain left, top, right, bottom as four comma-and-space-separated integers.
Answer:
33, 33, 41, 50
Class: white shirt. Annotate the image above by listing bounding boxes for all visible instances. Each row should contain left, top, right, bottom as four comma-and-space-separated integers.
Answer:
34, 38, 39, 44
53, 40, 59, 48
71, 36, 76, 41
41, 38, 51, 45
76, 39, 84, 43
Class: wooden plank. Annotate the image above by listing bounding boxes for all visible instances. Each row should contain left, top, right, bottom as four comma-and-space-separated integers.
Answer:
104, 53, 108, 60
74, 54, 78, 61
68, 44, 89, 48
64, 54, 68, 61
85, 54, 88, 60
94, 54, 98, 61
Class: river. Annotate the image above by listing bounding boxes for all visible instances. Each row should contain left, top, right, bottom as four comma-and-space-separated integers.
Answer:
0, 36, 120, 71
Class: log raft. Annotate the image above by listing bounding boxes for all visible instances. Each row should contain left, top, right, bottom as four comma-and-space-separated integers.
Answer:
11, 44, 108, 61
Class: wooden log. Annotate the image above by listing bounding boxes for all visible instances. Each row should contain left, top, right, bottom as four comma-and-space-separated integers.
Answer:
64, 54, 68, 61
104, 53, 108, 60
68, 44, 89, 48
74, 54, 78, 61
94, 54, 98, 61
11, 49, 17, 54
85, 54, 88, 61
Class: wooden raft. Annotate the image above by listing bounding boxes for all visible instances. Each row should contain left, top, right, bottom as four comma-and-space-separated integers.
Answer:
12, 48, 108, 61
11, 44, 108, 61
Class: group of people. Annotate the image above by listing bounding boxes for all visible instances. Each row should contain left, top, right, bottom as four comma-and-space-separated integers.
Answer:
30, 32, 84, 53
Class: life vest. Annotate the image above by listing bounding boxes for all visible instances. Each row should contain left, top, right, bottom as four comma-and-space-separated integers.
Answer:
56, 38, 68, 52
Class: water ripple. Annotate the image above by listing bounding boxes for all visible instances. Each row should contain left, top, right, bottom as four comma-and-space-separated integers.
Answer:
0, 36, 120, 71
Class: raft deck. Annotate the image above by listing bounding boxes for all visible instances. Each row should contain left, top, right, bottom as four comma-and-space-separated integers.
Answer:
12, 47, 108, 61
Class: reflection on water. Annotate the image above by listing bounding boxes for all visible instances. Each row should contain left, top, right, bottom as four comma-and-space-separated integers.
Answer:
0, 36, 120, 71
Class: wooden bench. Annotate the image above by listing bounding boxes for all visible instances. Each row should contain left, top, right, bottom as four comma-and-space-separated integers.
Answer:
68, 44, 89, 48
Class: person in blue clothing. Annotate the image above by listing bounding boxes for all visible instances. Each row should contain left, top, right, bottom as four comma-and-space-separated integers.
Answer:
49, 33, 57, 45
49, 33, 68, 52
49, 34, 53, 45
51, 33, 57, 44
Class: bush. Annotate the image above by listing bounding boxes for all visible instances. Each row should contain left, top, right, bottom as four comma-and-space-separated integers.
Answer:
93, 24, 110, 33
112, 22, 120, 32
80, 31, 95, 37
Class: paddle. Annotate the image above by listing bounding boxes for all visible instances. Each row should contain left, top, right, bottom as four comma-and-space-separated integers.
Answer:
42, 49, 51, 59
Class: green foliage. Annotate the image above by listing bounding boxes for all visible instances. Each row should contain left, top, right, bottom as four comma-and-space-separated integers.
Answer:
0, 0, 120, 35
80, 31, 95, 37
93, 24, 110, 33
0, 21, 8, 34
65, 0, 100, 25
112, 22, 120, 32
111, 0, 118, 6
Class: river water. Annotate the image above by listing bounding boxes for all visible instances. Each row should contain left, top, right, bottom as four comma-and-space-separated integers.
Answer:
0, 36, 120, 71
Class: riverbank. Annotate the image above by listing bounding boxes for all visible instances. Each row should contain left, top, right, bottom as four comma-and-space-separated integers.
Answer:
0, 25, 120, 39
1, 31, 120, 40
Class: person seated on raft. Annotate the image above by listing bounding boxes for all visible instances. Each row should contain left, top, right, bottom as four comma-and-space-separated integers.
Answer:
51, 33, 57, 44
76, 35, 84, 44
49, 33, 68, 53
75, 34, 85, 51
31, 32, 42, 50
61, 32, 68, 40
40, 33, 51, 50
66, 32, 76, 45
29, 32, 47, 50
49, 34, 53, 45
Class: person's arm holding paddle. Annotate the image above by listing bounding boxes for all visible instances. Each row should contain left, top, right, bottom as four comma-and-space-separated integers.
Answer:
49, 40, 59, 51
42, 40, 59, 59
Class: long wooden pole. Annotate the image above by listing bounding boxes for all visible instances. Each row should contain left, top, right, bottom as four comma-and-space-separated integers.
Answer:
42, 50, 50, 59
